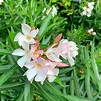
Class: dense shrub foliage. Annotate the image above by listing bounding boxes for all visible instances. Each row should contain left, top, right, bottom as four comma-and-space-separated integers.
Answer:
0, 0, 101, 101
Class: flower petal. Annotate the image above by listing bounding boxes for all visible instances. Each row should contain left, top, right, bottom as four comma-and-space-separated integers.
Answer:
70, 51, 78, 57
46, 48, 61, 62
24, 61, 35, 69
35, 68, 47, 83
67, 53, 75, 66
12, 49, 25, 56
54, 33, 62, 43
14, 32, 25, 46
30, 28, 39, 37
57, 62, 68, 67
22, 24, 31, 35
17, 55, 28, 68
48, 75, 56, 82
24, 68, 38, 83
22, 41, 29, 51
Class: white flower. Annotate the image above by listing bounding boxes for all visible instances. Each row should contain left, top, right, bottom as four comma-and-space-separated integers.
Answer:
81, 2, 94, 17
24, 58, 48, 84
56, 39, 78, 66
88, 28, 93, 33
12, 42, 31, 68
52, 5, 57, 17
92, 32, 96, 35
81, 7, 92, 17
24, 58, 59, 84
0, 0, 3, 5
45, 43, 62, 62
42, 5, 57, 18
87, 28, 96, 35
14, 24, 39, 46
88, 2, 94, 10
67, 42, 78, 66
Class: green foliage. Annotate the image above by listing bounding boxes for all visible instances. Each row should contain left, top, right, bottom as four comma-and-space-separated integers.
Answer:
0, 0, 101, 101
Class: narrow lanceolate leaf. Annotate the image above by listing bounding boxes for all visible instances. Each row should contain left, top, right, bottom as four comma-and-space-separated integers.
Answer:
0, 65, 18, 86
55, 77, 65, 87
0, 82, 24, 91
0, 49, 11, 55
70, 72, 74, 95
38, 8, 52, 37
45, 81, 66, 101
91, 41, 100, 80
73, 68, 80, 97
16, 91, 24, 101
85, 70, 92, 100
63, 95, 90, 101
24, 81, 31, 101
33, 82, 56, 101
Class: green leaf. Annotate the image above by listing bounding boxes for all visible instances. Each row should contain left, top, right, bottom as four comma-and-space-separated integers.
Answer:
85, 70, 93, 100
91, 41, 100, 80
38, 8, 52, 37
55, 77, 65, 87
0, 82, 24, 91
73, 68, 80, 97
63, 95, 90, 101
39, 44, 48, 50
16, 91, 24, 101
33, 82, 56, 101
8, 29, 18, 48
0, 65, 18, 86
0, 49, 11, 55
24, 81, 31, 101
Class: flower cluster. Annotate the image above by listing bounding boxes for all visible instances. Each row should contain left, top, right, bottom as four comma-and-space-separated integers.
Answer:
87, 28, 96, 35
42, 5, 57, 19
81, 2, 94, 17
12, 24, 78, 84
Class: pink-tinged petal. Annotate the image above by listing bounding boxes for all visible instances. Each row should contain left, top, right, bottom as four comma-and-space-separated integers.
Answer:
37, 50, 43, 55
14, 32, 25, 46
24, 68, 38, 83
47, 67, 54, 75
46, 60, 57, 67
22, 41, 29, 51
46, 48, 61, 62
47, 68, 59, 82
70, 51, 78, 57
17, 55, 28, 68
30, 28, 39, 37
37, 58, 47, 66
12, 49, 25, 56
54, 33, 62, 43
31, 45, 37, 52
57, 62, 68, 67
67, 53, 75, 66
54, 68, 59, 76
47, 53, 62, 62
22, 24, 31, 35
35, 68, 47, 83
48, 75, 56, 82
24, 61, 35, 69
26, 38, 36, 44
35, 40, 39, 47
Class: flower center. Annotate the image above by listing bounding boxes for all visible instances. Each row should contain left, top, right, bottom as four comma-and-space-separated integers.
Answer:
26, 35, 31, 41
33, 52, 38, 56
25, 50, 29, 55
47, 52, 52, 56
36, 64, 41, 68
